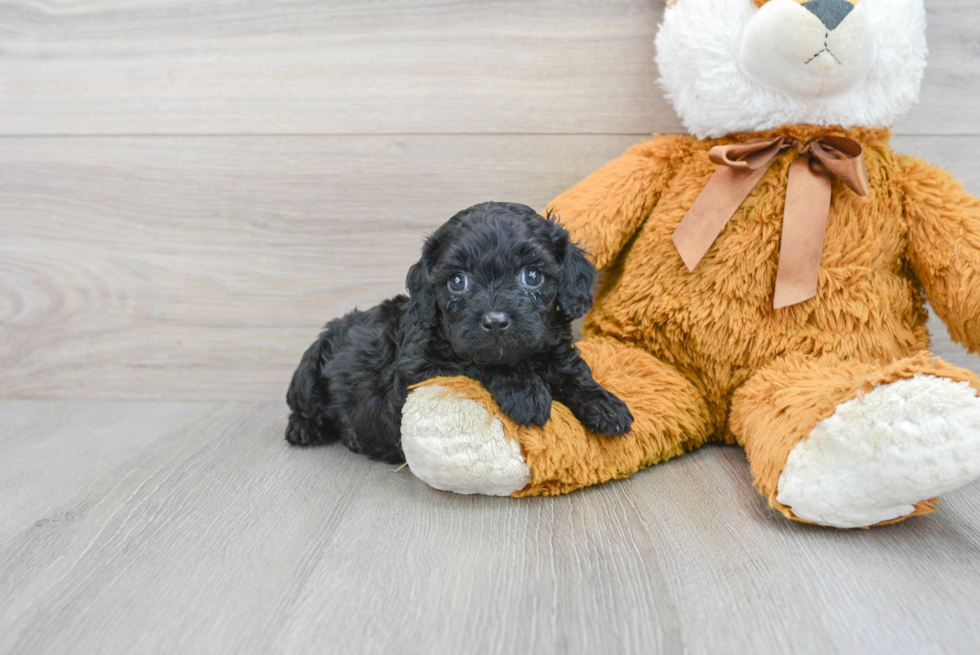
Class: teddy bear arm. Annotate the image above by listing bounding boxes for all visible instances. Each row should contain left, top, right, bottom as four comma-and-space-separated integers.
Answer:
401, 337, 714, 497
546, 137, 683, 271
902, 155, 980, 353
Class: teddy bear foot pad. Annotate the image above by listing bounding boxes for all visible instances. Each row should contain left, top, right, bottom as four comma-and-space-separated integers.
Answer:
776, 375, 980, 528
402, 385, 531, 496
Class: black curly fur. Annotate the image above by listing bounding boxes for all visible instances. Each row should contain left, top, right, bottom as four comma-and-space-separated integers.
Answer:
285, 201, 634, 463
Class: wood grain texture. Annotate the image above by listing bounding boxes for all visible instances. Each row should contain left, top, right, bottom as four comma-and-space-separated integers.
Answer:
0, 0, 676, 136
3, 2, 980, 653
0, 400, 216, 541
1, 400, 978, 655
0, 0, 978, 136
3, 134, 980, 400
625, 446, 980, 655
0, 134, 640, 400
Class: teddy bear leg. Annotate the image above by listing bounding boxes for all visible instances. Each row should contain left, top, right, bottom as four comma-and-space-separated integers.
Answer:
401, 338, 713, 496
730, 352, 980, 528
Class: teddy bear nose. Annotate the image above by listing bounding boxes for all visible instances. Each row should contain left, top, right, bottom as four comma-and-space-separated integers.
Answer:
802, 0, 853, 31
481, 312, 510, 332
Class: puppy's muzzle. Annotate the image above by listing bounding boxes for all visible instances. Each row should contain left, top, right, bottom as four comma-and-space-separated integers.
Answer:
481, 311, 510, 333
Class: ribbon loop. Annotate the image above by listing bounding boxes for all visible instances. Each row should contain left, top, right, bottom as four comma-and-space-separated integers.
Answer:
671, 134, 869, 309
809, 138, 870, 197
708, 137, 785, 170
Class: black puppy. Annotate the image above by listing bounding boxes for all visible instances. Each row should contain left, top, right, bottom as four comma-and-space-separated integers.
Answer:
285, 202, 633, 463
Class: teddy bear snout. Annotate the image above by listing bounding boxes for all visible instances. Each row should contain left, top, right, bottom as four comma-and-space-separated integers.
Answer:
737, 0, 875, 99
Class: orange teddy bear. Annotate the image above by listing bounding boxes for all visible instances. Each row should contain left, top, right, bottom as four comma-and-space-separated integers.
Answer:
400, 0, 980, 528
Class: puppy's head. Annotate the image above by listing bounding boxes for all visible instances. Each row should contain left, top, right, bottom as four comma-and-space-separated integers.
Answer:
406, 202, 595, 366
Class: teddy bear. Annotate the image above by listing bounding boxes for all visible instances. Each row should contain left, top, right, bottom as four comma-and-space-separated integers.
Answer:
399, 0, 980, 528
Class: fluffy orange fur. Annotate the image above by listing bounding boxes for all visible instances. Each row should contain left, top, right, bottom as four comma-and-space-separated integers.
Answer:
417, 124, 980, 522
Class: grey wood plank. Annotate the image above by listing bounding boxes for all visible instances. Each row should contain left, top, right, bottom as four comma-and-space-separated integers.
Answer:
0, 401, 680, 655
264, 472, 680, 655
0, 0, 976, 136
2, 401, 980, 655
0, 134, 640, 400
899, 0, 980, 136
0, 402, 375, 655
0, 0, 678, 136
623, 445, 980, 655
0, 400, 217, 542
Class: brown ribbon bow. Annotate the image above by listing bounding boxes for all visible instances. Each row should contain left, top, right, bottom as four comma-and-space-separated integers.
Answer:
671, 135, 870, 309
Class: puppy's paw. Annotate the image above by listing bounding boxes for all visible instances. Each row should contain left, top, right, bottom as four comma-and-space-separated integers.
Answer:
574, 389, 633, 437
285, 414, 319, 446
503, 390, 553, 428
493, 379, 553, 428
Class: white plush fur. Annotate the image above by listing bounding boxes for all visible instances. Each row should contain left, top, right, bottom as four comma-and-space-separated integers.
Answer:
401, 385, 531, 496
656, 0, 928, 138
776, 376, 980, 528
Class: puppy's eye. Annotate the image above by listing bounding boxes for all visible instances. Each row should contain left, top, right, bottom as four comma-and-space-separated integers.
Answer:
448, 273, 468, 293
521, 267, 544, 288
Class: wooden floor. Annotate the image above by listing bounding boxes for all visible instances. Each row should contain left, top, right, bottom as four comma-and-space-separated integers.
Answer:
4, 1, 980, 653
2, 398, 980, 654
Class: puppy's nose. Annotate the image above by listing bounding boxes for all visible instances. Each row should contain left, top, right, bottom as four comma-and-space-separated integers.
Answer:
802, 0, 853, 31
481, 311, 510, 332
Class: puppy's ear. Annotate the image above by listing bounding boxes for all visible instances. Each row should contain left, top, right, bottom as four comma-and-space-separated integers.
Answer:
558, 240, 597, 320
405, 258, 437, 331
406, 259, 428, 297
544, 211, 596, 320
405, 222, 453, 331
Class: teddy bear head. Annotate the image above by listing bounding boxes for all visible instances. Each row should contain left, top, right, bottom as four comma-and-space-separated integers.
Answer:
655, 0, 927, 138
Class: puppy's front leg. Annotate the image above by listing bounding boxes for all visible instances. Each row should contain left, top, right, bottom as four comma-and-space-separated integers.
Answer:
552, 357, 633, 437
482, 372, 553, 428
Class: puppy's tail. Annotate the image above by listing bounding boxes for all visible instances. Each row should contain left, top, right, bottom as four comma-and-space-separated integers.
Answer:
285, 333, 340, 446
